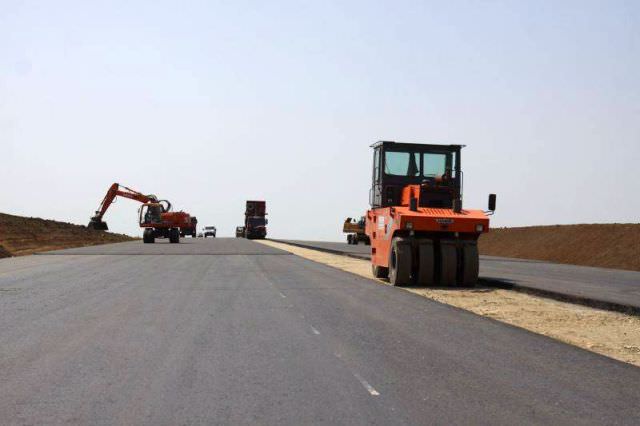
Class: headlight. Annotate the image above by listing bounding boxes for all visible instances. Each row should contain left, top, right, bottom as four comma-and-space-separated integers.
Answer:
405, 222, 413, 230
476, 224, 484, 232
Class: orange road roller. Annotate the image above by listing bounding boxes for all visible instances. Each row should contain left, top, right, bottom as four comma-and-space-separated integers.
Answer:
365, 141, 496, 286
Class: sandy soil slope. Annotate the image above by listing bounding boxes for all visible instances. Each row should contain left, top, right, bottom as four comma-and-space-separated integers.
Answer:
480, 224, 640, 271
0, 213, 135, 257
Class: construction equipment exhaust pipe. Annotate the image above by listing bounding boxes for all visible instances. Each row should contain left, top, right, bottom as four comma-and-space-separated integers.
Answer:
409, 197, 418, 212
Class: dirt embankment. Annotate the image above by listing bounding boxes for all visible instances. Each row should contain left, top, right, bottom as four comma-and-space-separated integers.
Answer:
0, 213, 135, 257
479, 224, 640, 271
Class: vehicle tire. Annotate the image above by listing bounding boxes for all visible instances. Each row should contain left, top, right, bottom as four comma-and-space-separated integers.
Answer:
169, 228, 180, 244
417, 239, 435, 286
460, 241, 479, 287
204, 235, 207, 238
389, 237, 411, 286
438, 240, 457, 286
347, 235, 353, 245
372, 264, 389, 279
143, 228, 155, 244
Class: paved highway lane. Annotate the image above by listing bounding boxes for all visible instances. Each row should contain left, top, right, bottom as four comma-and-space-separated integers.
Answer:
1, 238, 639, 425
280, 240, 640, 310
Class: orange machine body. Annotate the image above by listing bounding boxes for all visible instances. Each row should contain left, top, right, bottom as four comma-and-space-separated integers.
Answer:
366, 201, 489, 268
89, 183, 196, 243
138, 204, 192, 229
363, 141, 495, 286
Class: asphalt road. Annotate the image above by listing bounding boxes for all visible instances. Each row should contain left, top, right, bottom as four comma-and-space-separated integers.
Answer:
1, 238, 639, 425
280, 240, 640, 310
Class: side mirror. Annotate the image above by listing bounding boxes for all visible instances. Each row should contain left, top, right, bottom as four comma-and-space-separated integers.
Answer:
488, 194, 497, 212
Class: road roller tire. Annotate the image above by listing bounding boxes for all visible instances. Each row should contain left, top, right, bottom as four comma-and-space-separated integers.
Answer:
460, 241, 479, 287
417, 239, 435, 286
389, 237, 411, 286
438, 240, 457, 286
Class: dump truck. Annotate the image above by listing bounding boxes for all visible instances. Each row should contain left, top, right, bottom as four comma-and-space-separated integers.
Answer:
88, 183, 194, 244
244, 200, 267, 239
343, 217, 370, 245
365, 141, 496, 286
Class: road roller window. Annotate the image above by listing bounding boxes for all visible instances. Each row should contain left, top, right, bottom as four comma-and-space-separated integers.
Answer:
422, 153, 448, 177
385, 151, 420, 177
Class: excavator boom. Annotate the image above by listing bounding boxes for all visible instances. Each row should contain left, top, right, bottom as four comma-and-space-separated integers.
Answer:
88, 183, 159, 230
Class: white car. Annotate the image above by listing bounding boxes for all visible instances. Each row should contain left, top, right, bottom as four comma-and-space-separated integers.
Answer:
203, 226, 217, 238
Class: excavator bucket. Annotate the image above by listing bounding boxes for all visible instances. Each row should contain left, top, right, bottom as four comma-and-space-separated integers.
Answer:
88, 218, 108, 230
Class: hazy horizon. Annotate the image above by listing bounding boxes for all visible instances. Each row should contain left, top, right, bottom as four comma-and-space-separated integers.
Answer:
2, 1, 638, 240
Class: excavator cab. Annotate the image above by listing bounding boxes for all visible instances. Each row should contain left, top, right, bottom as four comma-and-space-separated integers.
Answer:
138, 200, 171, 226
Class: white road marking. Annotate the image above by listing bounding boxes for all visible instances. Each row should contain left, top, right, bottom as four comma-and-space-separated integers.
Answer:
279, 291, 286, 298
310, 325, 320, 335
353, 372, 380, 396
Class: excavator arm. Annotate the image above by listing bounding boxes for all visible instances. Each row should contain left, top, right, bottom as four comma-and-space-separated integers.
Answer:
88, 183, 160, 230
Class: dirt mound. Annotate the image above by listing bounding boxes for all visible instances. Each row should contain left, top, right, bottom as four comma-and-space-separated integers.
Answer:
479, 224, 640, 271
0, 213, 135, 257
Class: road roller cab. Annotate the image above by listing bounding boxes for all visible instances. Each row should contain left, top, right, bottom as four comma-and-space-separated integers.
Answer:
365, 141, 496, 286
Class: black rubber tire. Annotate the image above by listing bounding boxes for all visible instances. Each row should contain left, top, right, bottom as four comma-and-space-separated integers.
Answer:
143, 228, 155, 244
372, 264, 389, 279
417, 240, 435, 286
438, 240, 457, 286
389, 237, 411, 286
460, 242, 479, 287
169, 228, 180, 244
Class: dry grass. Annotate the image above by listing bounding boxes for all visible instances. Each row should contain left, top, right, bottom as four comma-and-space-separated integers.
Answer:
0, 213, 135, 257
480, 224, 640, 271
259, 239, 640, 367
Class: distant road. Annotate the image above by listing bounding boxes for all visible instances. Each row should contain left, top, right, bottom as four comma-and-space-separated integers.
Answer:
1, 238, 639, 424
279, 240, 640, 310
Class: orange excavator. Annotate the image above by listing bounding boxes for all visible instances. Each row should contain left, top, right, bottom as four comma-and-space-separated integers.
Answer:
88, 183, 196, 244
365, 141, 496, 286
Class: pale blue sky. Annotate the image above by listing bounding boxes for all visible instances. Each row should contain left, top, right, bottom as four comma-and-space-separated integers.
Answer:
1, 0, 638, 239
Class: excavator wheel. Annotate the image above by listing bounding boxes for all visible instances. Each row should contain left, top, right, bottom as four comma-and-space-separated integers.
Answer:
143, 228, 155, 244
389, 237, 411, 286
416, 239, 435, 286
459, 241, 479, 287
438, 240, 457, 286
372, 264, 389, 279
169, 228, 180, 244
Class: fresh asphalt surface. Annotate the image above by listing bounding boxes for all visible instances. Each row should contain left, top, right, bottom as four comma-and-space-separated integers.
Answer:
1, 238, 639, 424
281, 240, 640, 310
